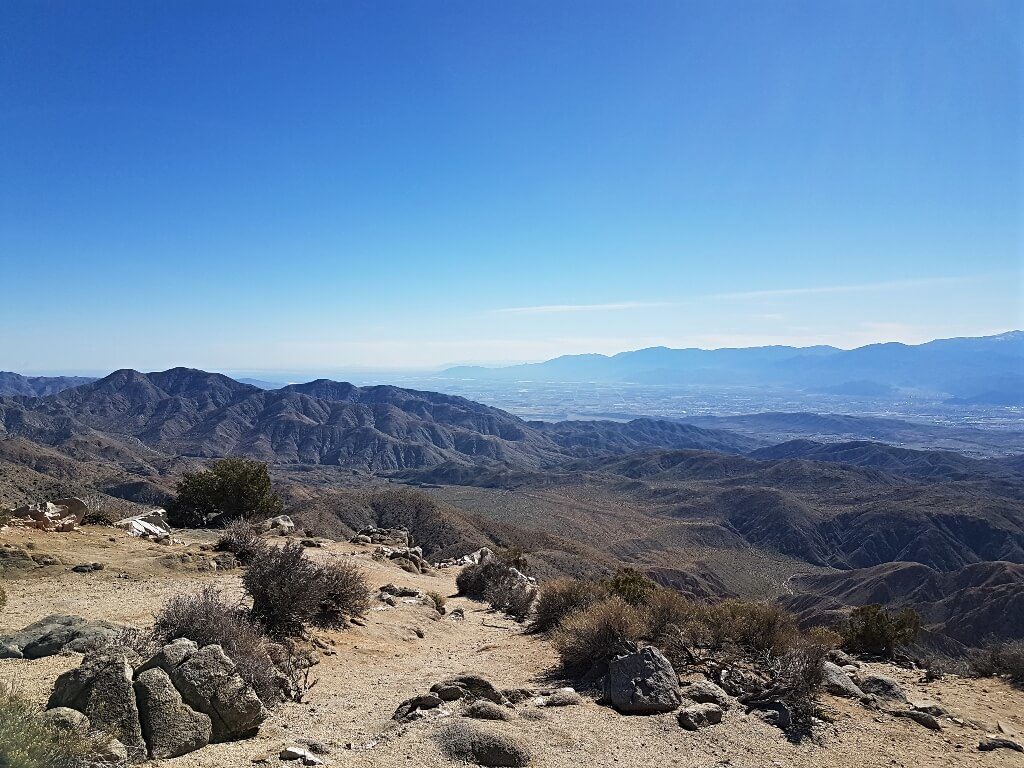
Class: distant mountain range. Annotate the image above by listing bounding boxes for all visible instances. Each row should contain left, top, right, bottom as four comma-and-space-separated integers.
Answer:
440, 331, 1024, 400
0, 371, 96, 397
0, 368, 757, 472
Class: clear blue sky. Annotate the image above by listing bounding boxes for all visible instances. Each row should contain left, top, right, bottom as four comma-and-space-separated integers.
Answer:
2, 0, 1020, 373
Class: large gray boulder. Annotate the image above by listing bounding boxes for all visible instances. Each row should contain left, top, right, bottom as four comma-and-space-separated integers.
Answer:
164, 643, 265, 740
821, 661, 865, 698
48, 653, 145, 756
602, 646, 682, 714
134, 667, 212, 758
857, 673, 907, 702
0, 614, 124, 659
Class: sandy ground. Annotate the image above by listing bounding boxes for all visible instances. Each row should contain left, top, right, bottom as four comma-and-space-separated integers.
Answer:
1, 525, 1023, 768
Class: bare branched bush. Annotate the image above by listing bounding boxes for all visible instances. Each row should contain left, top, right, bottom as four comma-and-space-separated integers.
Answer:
528, 578, 607, 634
268, 639, 320, 703
153, 586, 282, 705
552, 596, 646, 676
457, 559, 535, 620
968, 639, 1024, 682
214, 519, 266, 564
772, 638, 828, 729
244, 542, 370, 635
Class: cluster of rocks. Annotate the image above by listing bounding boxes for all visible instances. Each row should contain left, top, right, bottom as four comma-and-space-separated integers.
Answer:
113, 508, 174, 542
0, 615, 126, 660
0, 543, 62, 572
3, 497, 87, 532
392, 674, 583, 766
375, 545, 431, 574
434, 547, 495, 569
44, 637, 266, 761
351, 526, 409, 546
257, 514, 296, 536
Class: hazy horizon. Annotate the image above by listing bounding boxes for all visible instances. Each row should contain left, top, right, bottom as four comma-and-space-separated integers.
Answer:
10, 327, 1022, 380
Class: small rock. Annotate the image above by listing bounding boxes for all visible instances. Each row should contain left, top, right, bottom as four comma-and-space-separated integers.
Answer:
821, 662, 865, 699
280, 746, 324, 765
544, 689, 583, 707
464, 700, 512, 721
894, 709, 942, 731
678, 702, 724, 730
978, 737, 1023, 752
450, 607, 465, 620
678, 680, 731, 709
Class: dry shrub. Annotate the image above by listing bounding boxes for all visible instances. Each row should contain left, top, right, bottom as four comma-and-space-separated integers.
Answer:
968, 639, 1024, 682
244, 542, 370, 635
553, 596, 646, 676
153, 586, 282, 705
0, 684, 95, 768
716, 600, 800, 655
528, 578, 607, 633
0, 584, 7, 615
214, 519, 266, 564
457, 559, 535, 620
455, 561, 508, 599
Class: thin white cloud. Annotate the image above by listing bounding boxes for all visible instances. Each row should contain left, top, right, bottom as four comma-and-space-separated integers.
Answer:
706, 274, 984, 301
495, 274, 996, 315
494, 301, 672, 315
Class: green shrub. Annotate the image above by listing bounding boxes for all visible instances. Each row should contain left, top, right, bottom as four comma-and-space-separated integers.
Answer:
841, 604, 921, 657
603, 567, 656, 606
528, 578, 607, 633
171, 457, 282, 527
455, 561, 508, 599
553, 596, 646, 676
244, 542, 371, 635
0, 685, 94, 768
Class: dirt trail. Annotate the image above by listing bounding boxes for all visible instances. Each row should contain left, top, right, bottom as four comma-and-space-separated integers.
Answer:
2, 526, 1023, 767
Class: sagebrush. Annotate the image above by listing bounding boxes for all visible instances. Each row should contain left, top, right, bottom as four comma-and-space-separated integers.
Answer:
244, 542, 370, 635
528, 578, 607, 633
0, 685, 94, 768
552, 596, 646, 675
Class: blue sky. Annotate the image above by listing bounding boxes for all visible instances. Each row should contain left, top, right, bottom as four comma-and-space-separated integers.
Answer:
1, 0, 1020, 373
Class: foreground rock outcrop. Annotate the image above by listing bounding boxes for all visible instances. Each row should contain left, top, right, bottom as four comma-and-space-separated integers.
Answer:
46, 638, 266, 761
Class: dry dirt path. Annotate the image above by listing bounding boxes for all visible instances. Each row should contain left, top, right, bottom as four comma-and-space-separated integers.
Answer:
1, 526, 1023, 767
